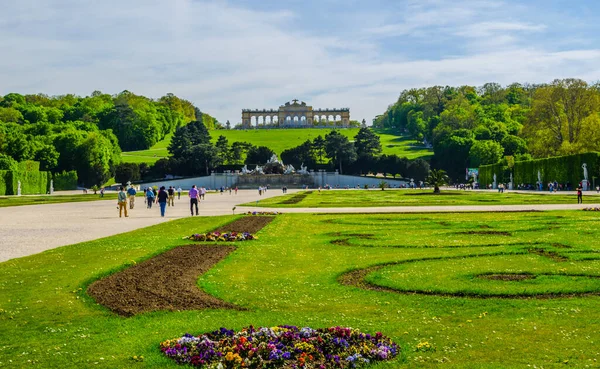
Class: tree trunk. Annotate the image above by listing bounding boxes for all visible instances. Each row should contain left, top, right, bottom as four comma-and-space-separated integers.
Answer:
434, 185, 440, 193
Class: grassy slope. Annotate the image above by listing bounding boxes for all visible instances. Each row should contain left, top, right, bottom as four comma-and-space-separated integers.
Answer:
0, 211, 599, 368
120, 129, 432, 164
245, 189, 589, 208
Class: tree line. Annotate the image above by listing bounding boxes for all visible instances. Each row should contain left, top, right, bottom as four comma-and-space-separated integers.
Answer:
0, 91, 218, 186
374, 79, 600, 180
116, 122, 430, 183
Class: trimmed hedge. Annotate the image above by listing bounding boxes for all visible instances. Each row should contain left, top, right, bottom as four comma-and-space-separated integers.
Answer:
53, 170, 78, 190
480, 152, 600, 188
17, 160, 40, 172
0, 171, 9, 195
0, 164, 49, 195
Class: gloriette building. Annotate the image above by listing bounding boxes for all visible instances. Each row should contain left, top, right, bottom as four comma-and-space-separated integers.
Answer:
242, 99, 350, 128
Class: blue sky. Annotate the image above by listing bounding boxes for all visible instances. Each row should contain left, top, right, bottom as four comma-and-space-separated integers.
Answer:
1, 0, 600, 124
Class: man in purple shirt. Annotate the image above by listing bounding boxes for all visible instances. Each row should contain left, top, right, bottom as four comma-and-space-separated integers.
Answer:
189, 185, 200, 216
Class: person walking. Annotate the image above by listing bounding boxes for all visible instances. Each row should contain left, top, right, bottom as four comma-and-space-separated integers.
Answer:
157, 186, 169, 217
117, 186, 128, 218
127, 185, 137, 209
577, 187, 583, 204
200, 186, 206, 200
146, 187, 155, 209
168, 186, 175, 207
177, 186, 182, 199
189, 185, 200, 216
234, 186, 238, 195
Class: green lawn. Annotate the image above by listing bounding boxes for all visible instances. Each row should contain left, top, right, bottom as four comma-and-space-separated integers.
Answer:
120, 129, 432, 164
246, 189, 591, 208
1, 211, 599, 368
372, 128, 432, 159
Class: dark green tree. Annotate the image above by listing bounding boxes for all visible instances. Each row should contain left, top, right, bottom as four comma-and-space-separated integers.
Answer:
354, 127, 382, 158
312, 135, 326, 163
115, 163, 141, 184
325, 130, 357, 174
188, 144, 222, 175
245, 146, 275, 165
215, 135, 230, 163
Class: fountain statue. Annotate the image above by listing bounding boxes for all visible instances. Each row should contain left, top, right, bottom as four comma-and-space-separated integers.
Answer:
298, 163, 309, 175
284, 164, 295, 174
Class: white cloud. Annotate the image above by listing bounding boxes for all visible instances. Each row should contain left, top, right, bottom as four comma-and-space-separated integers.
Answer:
0, 0, 599, 125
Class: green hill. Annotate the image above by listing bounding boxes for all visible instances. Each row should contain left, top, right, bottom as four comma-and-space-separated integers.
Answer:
120, 128, 432, 164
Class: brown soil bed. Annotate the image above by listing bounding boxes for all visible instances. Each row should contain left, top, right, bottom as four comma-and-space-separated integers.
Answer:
478, 273, 536, 281
88, 245, 242, 316
213, 216, 274, 234
279, 191, 313, 204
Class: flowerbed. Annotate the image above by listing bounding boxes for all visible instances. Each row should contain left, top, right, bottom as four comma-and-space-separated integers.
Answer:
160, 325, 399, 368
185, 232, 257, 242
582, 207, 600, 211
247, 211, 282, 215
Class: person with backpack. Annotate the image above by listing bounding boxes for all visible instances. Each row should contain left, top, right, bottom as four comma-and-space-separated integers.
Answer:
127, 185, 137, 209
157, 186, 169, 217
117, 186, 128, 218
146, 187, 155, 209
167, 186, 175, 207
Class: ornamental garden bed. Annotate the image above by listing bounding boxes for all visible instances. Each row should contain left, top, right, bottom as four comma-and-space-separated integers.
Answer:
161, 326, 399, 368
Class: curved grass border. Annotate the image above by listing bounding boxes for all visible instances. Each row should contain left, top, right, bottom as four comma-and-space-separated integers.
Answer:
338, 251, 600, 299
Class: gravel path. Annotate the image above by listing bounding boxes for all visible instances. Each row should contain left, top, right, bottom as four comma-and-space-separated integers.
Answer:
0, 189, 296, 262
1, 189, 598, 262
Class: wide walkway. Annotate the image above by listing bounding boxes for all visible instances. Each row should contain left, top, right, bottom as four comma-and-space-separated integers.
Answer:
0, 189, 296, 263
0, 189, 598, 262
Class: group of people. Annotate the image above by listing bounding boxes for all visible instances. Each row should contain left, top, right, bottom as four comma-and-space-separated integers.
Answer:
219, 186, 238, 195
117, 185, 208, 218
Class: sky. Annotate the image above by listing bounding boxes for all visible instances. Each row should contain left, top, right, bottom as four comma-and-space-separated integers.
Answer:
2, 0, 600, 124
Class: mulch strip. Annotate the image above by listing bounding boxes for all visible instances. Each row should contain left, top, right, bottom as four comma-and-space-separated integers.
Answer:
88, 216, 275, 317
213, 216, 274, 234
279, 191, 313, 204
88, 245, 241, 316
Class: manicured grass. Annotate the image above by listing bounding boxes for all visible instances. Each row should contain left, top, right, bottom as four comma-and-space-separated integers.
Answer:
246, 189, 592, 208
1, 211, 600, 367
120, 129, 433, 164
372, 128, 432, 159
